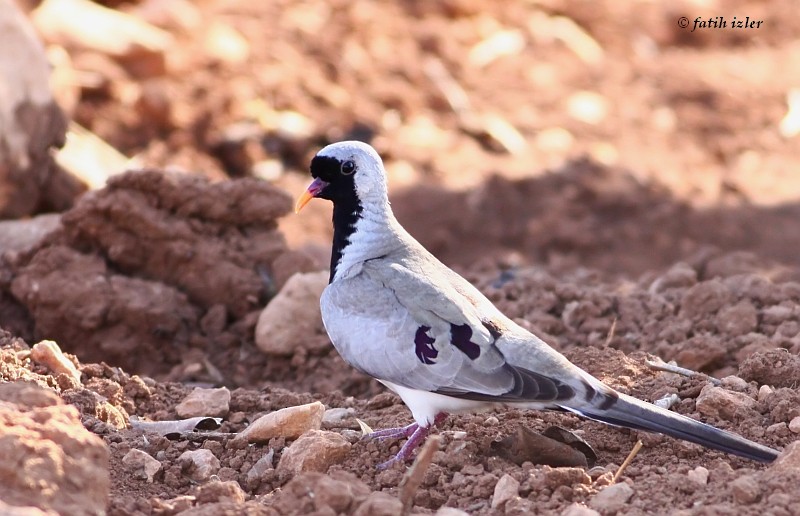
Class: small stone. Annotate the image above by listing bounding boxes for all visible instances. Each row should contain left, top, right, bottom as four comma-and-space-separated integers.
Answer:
245, 450, 274, 485
562, 503, 601, 516
589, 482, 634, 514
491, 474, 520, 509
30, 340, 81, 385
730, 475, 760, 504
484, 416, 500, 425
789, 416, 800, 433
686, 466, 709, 485
757, 385, 774, 401
539, 467, 592, 489
352, 491, 402, 516
255, 271, 328, 356
178, 449, 220, 482
276, 430, 351, 475
122, 449, 161, 483
695, 385, 757, 421
175, 387, 231, 418
767, 441, 800, 476
766, 422, 788, 436
233, 401, 325, 444
193, 480, 246, 504
649, 262, 697, 293
719, 376, 749, 392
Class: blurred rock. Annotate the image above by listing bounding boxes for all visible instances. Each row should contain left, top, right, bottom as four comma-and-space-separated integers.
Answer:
0, 214, 61, 255
680, 280, 732, 319
192, 480, 246, 504
789, 417, 800, 434
715, 301, 758, 336
766, 440, 800, 476
491, 474, 520, 509
30, 340, 81, 385
245, 450, 274, 487
276, 430, 351, 475
687, 466, 709, 485
730, 475, 760, 504
0, 381, 109, 515
0, 0, 73, 218
649, 262, 697, 293
178, 449, 220, 482
322, 407, 356, 427
562, 503, 601, 516
233, 401, 325, 444
175, 387, 231, 418
352, 491, 403, 516
203, 22, 250, 64
122, 448, 161, 483
32, 0, 173, 78
589, 482, 634, 514
255, 271, 328, 356
695, 385, 757, 421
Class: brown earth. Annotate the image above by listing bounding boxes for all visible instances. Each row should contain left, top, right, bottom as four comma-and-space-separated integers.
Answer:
1, 0, 800, 514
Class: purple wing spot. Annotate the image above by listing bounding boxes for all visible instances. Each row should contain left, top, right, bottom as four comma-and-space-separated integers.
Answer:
415, 326, 438, 364
450, 324, 481, 360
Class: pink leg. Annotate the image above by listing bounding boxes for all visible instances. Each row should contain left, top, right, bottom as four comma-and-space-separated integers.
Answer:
370, 413, 448, 470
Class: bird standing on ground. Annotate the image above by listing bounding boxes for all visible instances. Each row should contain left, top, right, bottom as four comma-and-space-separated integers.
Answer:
295, 140, 779, 469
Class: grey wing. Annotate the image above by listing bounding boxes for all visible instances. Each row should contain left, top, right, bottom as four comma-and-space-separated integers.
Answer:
321, 259, 576, 404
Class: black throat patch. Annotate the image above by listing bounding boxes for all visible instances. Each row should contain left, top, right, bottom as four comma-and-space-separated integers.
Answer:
309, 155, 363, 283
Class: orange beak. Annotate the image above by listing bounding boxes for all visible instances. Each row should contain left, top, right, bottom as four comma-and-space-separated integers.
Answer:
294, 178, 329, 213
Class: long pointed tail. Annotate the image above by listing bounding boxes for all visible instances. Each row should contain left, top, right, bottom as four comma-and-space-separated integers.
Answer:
570, 392, 779, 463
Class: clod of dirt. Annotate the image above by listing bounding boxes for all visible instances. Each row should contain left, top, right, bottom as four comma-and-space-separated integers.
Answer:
739, 349, 800, 388
175, 387, 231, 418
232, 401, 325, 444
0, 381, 109, 516
276, 429, 351, 476
490, 425, 590, 468
255, 270, 329, 356
695, 384, 758, 421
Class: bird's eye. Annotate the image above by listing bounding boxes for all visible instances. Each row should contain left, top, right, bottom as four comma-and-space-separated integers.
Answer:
341, 160, 356, 175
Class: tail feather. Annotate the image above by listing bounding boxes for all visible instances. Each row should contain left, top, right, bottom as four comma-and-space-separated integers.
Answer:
568, 392, 779, 463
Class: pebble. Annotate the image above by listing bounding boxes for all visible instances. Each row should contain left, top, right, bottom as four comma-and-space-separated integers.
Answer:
255, 271, 328, 356
245, 450, 274, 484
757, 385, 774, 401
789, 416, 800, 434
562, 503, 601, 516
686, 466, 709, 485
435, 508, 471, 516
484, 416, 500, 425
491, 474, 520, 509
30, 340, 81, 385
193, 480, 246, 504
353, 491, 403, 516
719, 375, 749, 392
695, 385, 757, 421
178, 449, 220, 482
121, 449, 161, 483
766, 441, 800, 476
276, 430, 351, 475
322, 407, 356, 426
175, 387, 231, 418
589, 482, 634, 514
232, 401, 325, 444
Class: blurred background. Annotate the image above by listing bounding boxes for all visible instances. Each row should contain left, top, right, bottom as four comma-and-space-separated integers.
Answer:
3, 0, 800, 277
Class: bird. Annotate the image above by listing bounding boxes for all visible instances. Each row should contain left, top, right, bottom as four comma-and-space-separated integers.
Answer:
295, 140, 780, 469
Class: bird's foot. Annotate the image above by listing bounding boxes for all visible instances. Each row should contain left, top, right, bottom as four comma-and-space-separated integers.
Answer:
373, 412, 448, 470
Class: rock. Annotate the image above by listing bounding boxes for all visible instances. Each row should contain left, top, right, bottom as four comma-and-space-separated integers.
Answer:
175, 387, 231, 418
0, 381, 109, 515
232, 401, 325, 444
352, 491, 403, 516
203, 22, 250, 64
719, 375, 749, 392
193, 480, 246, 504
730, 475, 760, 504
0, 0, 73, 219
276, 430, 351, 475
322, 407, 356, 426
122, 448, 161, 482
0, 215, 61, 256
687, 466, 709, 485
649, 262, 697, 293
589, 482, 634, 514
491, 474, 520, 509
245, 451, 274, 486
32, 0, 174, 77
695, 385, 757, 421
534, 467, 592, 490
178, 449, 220, 482
789, 417, 800, 434
255, 271, 329, 356
562, 503, 601, 516
766, 440, 800, 476
0, 500, 50, 516
29, 340, 81, 386
435, 508, 471, 516
757, 385, 774, 401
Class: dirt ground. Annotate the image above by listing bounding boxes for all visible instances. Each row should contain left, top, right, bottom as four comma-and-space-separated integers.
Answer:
2, 0, 800, 514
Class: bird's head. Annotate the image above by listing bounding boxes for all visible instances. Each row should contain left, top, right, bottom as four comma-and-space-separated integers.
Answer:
295, 141, 388, 213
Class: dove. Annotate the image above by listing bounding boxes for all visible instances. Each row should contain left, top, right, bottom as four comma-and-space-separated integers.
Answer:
295, 140, 779, 469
